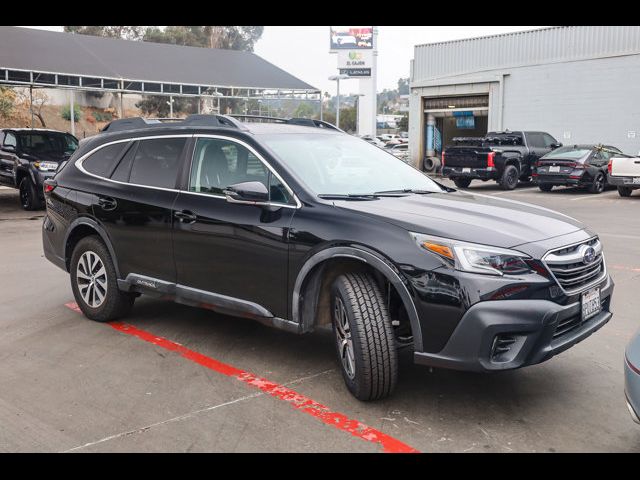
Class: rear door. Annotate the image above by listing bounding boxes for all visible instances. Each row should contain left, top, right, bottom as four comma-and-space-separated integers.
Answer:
84, 135, 189, 282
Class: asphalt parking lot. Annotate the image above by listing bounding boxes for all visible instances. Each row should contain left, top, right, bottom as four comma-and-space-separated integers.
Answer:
1, 180, 639, 453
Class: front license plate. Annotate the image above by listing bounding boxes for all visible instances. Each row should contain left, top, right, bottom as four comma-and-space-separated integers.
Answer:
549, 166, 561, 173
581, 288, 601, 321
462, 167, 471, 173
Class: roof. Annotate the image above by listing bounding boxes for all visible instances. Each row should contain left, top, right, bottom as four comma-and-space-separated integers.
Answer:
412, 26, 640, 83
0, 26, 316, 92
1, 127, 70, 133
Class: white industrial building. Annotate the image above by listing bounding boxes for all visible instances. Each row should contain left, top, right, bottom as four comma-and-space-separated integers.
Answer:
408, 26, 640, 169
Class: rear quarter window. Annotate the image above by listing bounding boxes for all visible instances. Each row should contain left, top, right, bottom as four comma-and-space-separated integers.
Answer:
81, 142, 129, 177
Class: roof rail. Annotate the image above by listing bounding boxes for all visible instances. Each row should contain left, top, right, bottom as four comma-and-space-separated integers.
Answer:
230, 114, 343, 132
100, 114, 248, 133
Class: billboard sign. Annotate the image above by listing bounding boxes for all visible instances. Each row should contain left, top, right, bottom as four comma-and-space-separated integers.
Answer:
330, 26, 373, 50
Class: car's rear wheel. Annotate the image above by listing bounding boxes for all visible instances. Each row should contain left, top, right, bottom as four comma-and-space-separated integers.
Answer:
19, 177, 42, 211
538, 183, 553, 192
618, 186, 633, 197
499, 164, 519, 190
331, 272, 398, 401
70, 236, 135, 322
588, 172, 605, 194
453, 178, 472, 189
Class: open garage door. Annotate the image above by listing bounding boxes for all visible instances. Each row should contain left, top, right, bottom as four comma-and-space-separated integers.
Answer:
422, 95, 489, 170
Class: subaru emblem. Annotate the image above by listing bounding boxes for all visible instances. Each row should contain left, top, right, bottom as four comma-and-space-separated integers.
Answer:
583, 246, 596, 264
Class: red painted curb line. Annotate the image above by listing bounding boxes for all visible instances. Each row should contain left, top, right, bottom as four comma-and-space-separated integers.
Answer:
65, 302, 420, 453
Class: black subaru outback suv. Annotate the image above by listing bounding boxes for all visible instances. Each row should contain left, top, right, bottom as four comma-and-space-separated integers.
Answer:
42, 115, 613, 400
0, 128, 78, 210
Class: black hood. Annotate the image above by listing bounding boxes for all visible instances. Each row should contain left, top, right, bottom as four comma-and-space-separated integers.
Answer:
333, 191, 586, 249
19, 151, 70, 163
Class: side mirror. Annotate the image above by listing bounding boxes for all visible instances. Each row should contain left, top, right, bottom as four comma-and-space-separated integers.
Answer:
1, 145, 16, 153
223, 181, 269, 205
550, 142, 562, 149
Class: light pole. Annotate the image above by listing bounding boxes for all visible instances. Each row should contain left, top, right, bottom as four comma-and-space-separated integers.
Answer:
329, 74, 349, 129
353, 94, 364, 135
258, 99, 263, 116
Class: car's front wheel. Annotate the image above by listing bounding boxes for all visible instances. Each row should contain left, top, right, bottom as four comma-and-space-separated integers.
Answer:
70, 236, 135, 322
19, 177, 42, 210
331, 272, 398, 401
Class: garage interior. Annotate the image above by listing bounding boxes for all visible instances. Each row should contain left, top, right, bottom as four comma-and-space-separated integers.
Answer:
423, 95, 489, 161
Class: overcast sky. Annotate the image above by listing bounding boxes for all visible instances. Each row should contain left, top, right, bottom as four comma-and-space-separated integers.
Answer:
19, 26, 548, 95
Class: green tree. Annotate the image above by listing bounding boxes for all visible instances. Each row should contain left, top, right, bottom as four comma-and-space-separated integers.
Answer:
398, 115, 408, 131
397, 77, 410, 95
338, 107, 357, 133
292, 102, 316, 118
0, 87, 15, 119
64, 26, 144, 40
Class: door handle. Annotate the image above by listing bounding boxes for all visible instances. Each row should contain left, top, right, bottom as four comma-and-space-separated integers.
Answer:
174, 210, 197, 223
98, 197, 117, 211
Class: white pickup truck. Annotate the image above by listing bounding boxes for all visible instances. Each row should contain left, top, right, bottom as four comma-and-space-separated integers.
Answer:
608, 154, 640, 197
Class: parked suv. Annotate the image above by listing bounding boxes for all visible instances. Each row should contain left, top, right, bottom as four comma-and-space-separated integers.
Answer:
0, 128, 78, 210
42, 115, 613, 400
442, 131, 562, 190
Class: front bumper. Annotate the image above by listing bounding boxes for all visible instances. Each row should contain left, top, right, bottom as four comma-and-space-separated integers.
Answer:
624, 356, 640, 424
443, 166, 497, 181
414, 274, 613, 372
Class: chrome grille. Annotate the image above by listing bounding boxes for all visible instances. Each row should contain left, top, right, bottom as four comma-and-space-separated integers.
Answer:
543, 238, 606, 295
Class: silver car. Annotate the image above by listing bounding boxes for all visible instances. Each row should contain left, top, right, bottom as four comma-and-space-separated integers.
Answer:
625, 329, 640, 424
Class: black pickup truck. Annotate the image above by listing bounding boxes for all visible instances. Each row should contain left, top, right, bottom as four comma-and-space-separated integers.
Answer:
442, 131, 562, 190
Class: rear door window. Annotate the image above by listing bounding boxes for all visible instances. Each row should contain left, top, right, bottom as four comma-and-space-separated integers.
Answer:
129, 137, 186, 189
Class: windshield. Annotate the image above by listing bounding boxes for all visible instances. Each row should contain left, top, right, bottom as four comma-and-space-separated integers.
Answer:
542, 146, 591, 160
262, 133, 442, 196
17, 132, 78, 156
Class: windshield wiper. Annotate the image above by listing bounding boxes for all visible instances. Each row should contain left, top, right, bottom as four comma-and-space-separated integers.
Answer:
373, 188, 438, 195
318, 193, 379, 200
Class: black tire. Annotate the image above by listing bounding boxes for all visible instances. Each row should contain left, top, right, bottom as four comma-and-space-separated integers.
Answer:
453, 178, 472, 189
330, 272, 398, 401
618, 186, 633, 197
70, 236, 135, 322
538, 183, 553, 192
19, 177, 42, 211
499, 164, 519, 190
587, 172, 605, 194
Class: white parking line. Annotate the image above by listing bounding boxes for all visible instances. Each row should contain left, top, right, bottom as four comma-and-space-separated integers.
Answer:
570, 191, 620, 201
487, 187, 539, 196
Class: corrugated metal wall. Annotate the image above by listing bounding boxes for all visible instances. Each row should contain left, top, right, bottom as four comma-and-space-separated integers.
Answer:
412, 26, 640, 82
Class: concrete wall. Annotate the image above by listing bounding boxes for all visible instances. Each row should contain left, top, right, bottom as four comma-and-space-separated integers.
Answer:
13, 87, 142, 110
409, 53, 640, 166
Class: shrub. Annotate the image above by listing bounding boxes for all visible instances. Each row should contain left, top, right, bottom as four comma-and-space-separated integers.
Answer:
92, 111, 113, 122
61, 104, 82, 121
0, 87, 16, 119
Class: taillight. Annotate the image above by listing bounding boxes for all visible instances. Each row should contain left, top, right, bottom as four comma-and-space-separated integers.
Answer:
441, 151, 446, 167
43, 179, 57, 194
607, 159, 613, 175
487, 151, 495, 168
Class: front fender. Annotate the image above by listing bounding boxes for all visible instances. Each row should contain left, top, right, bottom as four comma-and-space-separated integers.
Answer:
291, 245, 424, 352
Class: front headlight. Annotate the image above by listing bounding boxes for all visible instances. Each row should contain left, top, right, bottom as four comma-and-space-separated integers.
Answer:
410, 232, 532, 276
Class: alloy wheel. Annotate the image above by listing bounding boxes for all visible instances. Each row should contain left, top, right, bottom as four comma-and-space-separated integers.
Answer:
334, 296, 356, 379
76, 250, 108, 308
